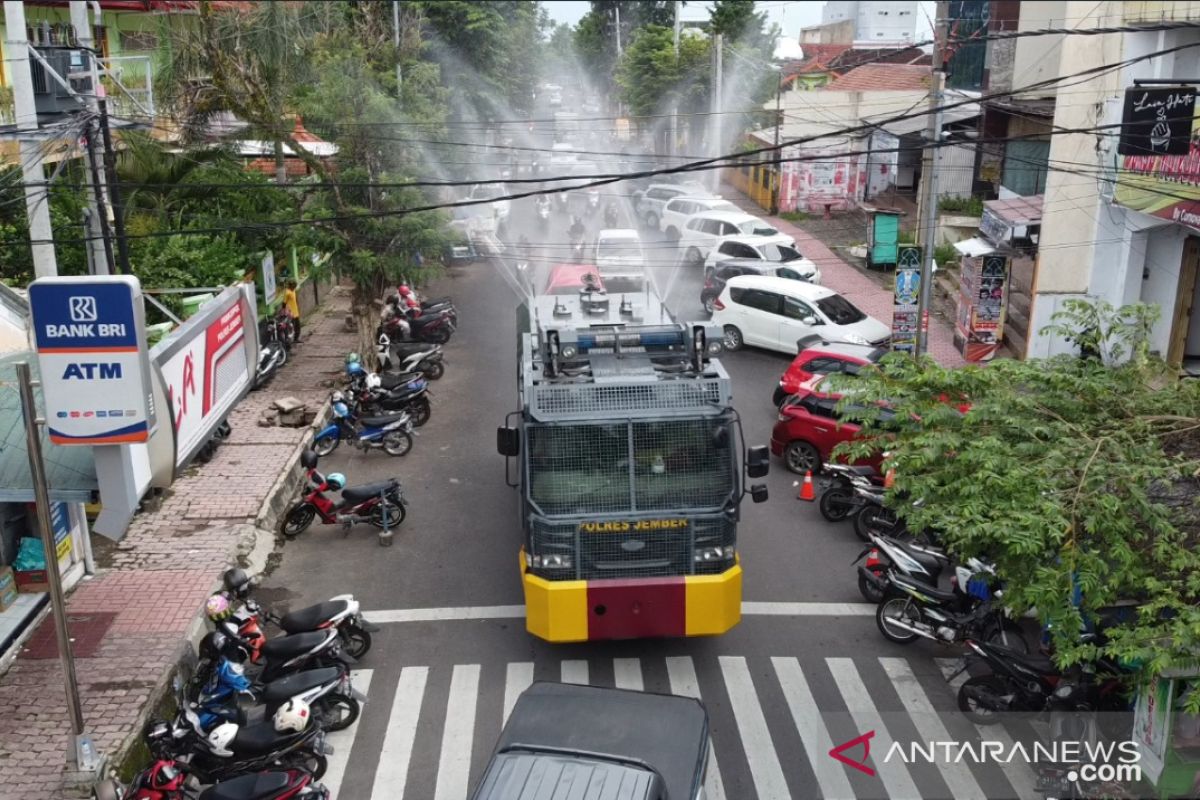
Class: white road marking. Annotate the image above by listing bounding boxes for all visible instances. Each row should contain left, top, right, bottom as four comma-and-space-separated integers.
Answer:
363, 601, 874, 624
613, 658, 643, 691
666, 656, 727, 800
371, 666, 428, 800
771, 657, 855, 800
718, 656, 791, 799
881, 658, 988, 800
502, 662, 533, 724
935, 658, 1040, 800
321, 669, 373, 799
561, 660, 588, 685
434, 664, 480, 800
827, 657, 921, 799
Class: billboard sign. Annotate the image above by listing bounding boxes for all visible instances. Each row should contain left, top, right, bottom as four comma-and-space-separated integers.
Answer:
1114, 87, 1200, 229
154, 285, 257, 469
261, 252, 277, 304
954, 254, 1009, 362
28, 275, 156, 445
891, 246, 923, 353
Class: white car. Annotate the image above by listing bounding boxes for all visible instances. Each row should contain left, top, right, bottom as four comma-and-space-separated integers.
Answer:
469, 183, 511, 224
594, 229, 647, 293
704, 236, 821, 284
632, 182, 716, 229
711, 274, 890, 354
659, 196, 739, 240
677, 210, 793, 266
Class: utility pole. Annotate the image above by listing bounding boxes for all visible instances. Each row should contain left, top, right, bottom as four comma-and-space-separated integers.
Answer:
96, 91, 131, 273
70, 0, 111, 274
669, 0, 681, 158
770, 68, 782, 215
392, 0, 402, 94
913, 5, 948, 359
6, 1, 57, 278
709, 34, 723, 192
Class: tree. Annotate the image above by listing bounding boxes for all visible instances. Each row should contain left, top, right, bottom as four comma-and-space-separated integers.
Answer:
838, 301, 1200, 691
615, 25, 710, 142
709, 0, 771, 49
577, 1, 677, 101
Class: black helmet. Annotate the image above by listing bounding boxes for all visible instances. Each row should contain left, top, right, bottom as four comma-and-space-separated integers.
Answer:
222, 568, 251, 599
200, 630, 248, 664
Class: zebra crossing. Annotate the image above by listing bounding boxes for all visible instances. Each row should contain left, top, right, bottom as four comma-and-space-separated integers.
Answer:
322, 655, 1040, 800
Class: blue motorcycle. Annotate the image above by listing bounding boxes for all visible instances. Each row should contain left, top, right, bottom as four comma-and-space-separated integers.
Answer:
313, 394, 414, 457
193, 657, 361, 733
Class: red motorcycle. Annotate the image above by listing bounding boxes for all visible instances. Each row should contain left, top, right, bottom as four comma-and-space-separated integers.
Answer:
93, 759, 328, 799
280, 450, 407, 538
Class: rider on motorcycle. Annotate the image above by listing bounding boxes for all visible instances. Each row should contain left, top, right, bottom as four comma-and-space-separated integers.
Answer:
604, 202, 619, 229
569, 216, 585, 242
535, 195, 550, 214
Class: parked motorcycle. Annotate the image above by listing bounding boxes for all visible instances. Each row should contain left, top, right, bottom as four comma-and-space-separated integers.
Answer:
280, 449, 407, 537
351, 377, 431, 428
253, 340, 288, 391
221, 565, 379, 659
92, 759, 329, 800
585, 190, 600, 217
873, 566, 1027, 651
851, 486, 936, 545
375, 333, 445, 380
193, 656, 360, 733
312, 394, 413, 457
201, 620, 352, 684
817, 463, 883, 522
852, 531, 952, 603
379, 309, 453, 345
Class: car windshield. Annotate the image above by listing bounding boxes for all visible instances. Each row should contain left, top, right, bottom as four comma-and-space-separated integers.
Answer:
763, 244, 802, 262
738, 220, 778, 236
816, 294, 867, 325
598, 239, 643, 260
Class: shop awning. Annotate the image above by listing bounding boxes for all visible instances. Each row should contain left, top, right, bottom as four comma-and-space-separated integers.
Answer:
0, 353, 98, 503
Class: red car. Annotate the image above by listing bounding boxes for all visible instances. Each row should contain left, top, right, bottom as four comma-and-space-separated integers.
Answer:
773, 341, 887, 407
770, 377, 894, 474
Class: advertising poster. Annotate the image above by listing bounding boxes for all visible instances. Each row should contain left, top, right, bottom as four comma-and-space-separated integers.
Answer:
891, 246, 924, 353
955, 254, 1010, 362
1134, 675, 1172, 782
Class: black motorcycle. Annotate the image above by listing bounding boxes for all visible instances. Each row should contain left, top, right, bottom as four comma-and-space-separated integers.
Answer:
349, 379, 431, 428
818, 463, 882, 522
875, 569, 1027, 652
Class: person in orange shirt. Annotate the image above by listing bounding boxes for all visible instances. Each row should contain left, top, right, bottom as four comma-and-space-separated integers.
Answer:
281, 279, 301, 342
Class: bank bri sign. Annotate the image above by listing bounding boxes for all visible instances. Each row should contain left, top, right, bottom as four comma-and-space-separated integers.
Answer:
29, 275, 156, 445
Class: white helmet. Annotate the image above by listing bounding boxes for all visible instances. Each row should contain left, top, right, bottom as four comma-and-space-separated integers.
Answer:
206, 722, 238, 756
365, 373, 382, 390
273, 698, 311, 733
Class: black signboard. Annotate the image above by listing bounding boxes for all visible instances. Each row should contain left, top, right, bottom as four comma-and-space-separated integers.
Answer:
1118, 87, 1196, 156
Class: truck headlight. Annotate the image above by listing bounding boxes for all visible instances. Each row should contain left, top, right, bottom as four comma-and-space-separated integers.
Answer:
531, 553, 573, 569
694, 545, 734, 563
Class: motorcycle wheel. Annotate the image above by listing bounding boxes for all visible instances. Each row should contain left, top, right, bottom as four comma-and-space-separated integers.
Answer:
957, 675, 1010, 725
313, 434, 339, 457
282, 504, 317, 538
383, 430, 414, 457
876, 597, 921, 644
315, 692, 360, 733
983, 620, 1029, 654
425, 329, 451, 345
854, 505, 898, 542
422, 360, 445, 380
340, 624, 372, 659
370, 501, 406, 529
409, 398, 432, 428
858, 566, 887, 603
285, 750, 327, 780
818, 487, 857, 522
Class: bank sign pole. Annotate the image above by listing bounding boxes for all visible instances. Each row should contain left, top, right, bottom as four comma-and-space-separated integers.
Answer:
24, 275, 155, 770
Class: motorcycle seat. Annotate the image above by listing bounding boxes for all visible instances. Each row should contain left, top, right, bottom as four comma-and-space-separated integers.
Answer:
260, 630, 330, 662
892, 539, 948, 572
892, 573, 958, 603
422, 296, 452, 307
411, 312, 444, 325
278, 601, 351, 634
341, 480, 399, 505
230, 721, 301, 757
260, 666, 343, 702
375, 372, 420, 390
848, 465, 877, 477
390, 343, 437, 358
199, 771, 291, 800
984, 643, 1055, 673
359, 413, 408, 428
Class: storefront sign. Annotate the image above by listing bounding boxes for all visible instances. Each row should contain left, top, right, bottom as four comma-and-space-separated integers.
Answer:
1118, 87, 1195, 156
28, 276, 156, 445
955, 254, 1009, 362
1115, 88, 1200, 229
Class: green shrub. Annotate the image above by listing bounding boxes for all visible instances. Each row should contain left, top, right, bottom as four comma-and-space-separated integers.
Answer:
779, 210, 809, 222
934, 243, 960, 268
938, 196, 984, 216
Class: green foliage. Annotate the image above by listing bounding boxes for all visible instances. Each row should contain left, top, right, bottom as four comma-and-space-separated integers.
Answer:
616, 25, 710, 119
1040, 298, 1158, 366
709, 0, 772, 49
933, 243, 959, 269
778, 210, 809, 222
938, 195, 984, 216
835, 301, 1200, 693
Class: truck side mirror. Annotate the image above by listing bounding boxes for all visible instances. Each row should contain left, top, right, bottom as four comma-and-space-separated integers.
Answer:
746, 445, 769, 478
750, 484, 769, 503
497, 426, 520, 457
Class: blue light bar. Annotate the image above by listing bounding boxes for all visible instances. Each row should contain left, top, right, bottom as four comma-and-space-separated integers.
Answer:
576, 328, 685, 350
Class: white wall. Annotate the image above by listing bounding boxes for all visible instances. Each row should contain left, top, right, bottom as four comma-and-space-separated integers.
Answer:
1012, 1, 1069, 97
1140, 225, 1188, 356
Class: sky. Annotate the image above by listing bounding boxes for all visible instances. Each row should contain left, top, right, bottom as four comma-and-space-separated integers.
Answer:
541, 1, 936, 43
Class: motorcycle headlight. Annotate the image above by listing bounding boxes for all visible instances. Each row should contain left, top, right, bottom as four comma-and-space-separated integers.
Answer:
530, 553, 573, 569
694, 545, 735, 563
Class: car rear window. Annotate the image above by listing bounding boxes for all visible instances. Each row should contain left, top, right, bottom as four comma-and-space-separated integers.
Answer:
737, 220, 779, 236
816, 294, 867, 325
764, 244, 802, 262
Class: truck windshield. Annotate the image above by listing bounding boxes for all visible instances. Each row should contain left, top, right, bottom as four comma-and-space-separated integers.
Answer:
527, 419, 734, 515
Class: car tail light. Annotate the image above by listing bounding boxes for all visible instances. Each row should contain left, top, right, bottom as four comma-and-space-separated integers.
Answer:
713, 297, 725, 311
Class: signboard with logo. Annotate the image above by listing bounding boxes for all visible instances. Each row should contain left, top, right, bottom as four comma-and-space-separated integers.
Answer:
954, 254, 1009, 362
1114, 87, 1200, 229
261, 252, 277, 305
1118, 87, 1195, 156
28, 275, 156, 445
890, 246, 923, 353
154, 285, 257, 469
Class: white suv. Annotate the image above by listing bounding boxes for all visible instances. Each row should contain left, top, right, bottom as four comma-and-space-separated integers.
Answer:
659, 196, 738, 240
632, 182, 715, 229
594, 229, 647, 293
704, 236, 822, 284
677, 210, 793, 266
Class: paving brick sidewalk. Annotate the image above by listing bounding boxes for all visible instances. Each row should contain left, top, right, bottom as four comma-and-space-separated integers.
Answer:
719, 185, 967, 367
0, 287, 356, 800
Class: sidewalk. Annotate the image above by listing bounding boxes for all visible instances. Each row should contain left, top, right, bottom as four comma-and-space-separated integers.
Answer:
0, 287, 356, 800
719, 185, 967, 367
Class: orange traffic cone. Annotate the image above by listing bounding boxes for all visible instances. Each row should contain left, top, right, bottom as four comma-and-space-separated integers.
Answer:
798, 470, 815, 501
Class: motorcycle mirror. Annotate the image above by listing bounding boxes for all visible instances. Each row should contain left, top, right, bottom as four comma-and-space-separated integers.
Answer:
750, 484, 769, 503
